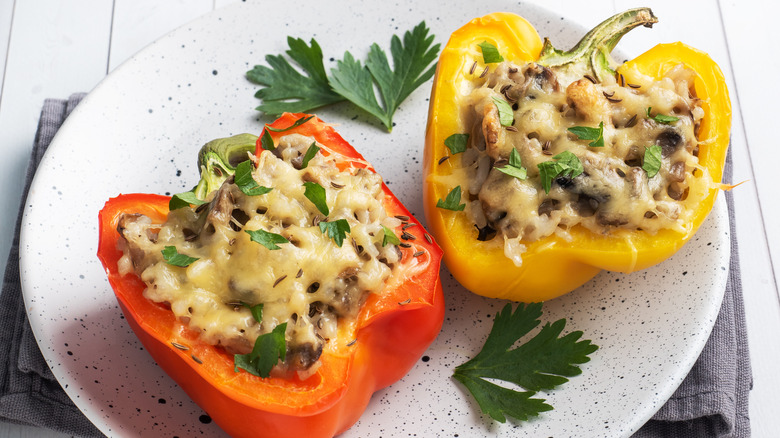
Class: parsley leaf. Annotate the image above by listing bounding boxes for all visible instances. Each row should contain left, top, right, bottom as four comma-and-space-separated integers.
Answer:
568, 121, 604, 147
259, 115, 315, 151
496, 148, 527, 180
249, 23, 439, 132
537, 151, 583, 194
260, 129, 275, 151
234, 323, 287, 378
169, 191, 206, 211
234, 160, 273, 196
643, 145, 663, 177
303, 181, 329, 216
492, 97, 514, 127
454, 303, 598, 423
331, 21, 439, 131
436, 186, 465, 211
265, 115, 315, 133
319, 219, 351, 247
300, 142, 320, 169
242, 302, 263, 324
247, 37, 345, 115
161, 246, 199, 267
246, 229, 289, 250
330, 51, 386, 123
478, 41, 504, 64
646, 107, 679, 125
381, 224, 400, 246
444, 133, 469, 155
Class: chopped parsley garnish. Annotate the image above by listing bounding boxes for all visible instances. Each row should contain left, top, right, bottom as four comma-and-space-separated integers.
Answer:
492, 96, 514, 127
496, 148, 527, 180
436, 186, 466, 211
234, 323, 287, 378
266, 115, 315, 132
300, 142, 320, 169
454, 302, 598, 423
234, 160, 273, 196
444, 133, 469, 155
646, 107, 679, 125
245, 229, 289, 250
259, 115, 315, 151
319, 219, 351, 247
478, 41, 504, 64
303, 181, 329, 216
643, 145, 663, 178
568, 121, 604, 147
247, 22, 440, 132
381, 224, 401, 246
161, 246, 199, 267
242, 302, 263, 324
537, 151, 584, 194
260, 129, 275, 151
169, 191, 206, 211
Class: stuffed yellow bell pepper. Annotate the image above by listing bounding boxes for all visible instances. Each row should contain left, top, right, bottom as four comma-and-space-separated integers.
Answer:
423, 8, 731, 301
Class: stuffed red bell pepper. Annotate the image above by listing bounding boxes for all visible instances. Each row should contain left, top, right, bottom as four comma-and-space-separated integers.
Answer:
97, 113, 444, 437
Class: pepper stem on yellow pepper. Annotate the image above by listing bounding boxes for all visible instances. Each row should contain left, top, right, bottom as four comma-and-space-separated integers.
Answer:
537, 7, 658, 82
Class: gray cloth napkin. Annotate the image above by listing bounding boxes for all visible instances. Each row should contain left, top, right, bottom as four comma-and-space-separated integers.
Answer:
634, 148, 752, 437
0, 93, 103, 437
0, 94, 751, 437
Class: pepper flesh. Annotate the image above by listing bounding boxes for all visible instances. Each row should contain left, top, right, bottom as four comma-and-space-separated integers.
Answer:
98, 113, 444, 437
423, 10, 731, 301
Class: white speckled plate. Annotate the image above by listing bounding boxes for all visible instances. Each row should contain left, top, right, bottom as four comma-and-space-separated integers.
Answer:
20, 1, 729, 437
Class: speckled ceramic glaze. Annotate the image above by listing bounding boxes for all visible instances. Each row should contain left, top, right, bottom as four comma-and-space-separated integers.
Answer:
20, 1, 729, 437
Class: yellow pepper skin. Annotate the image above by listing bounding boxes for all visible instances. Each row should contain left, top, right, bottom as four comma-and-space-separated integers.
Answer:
423, 11, 731, 302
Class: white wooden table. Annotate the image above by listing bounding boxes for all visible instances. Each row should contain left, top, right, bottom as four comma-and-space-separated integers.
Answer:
0, 1, 776, 436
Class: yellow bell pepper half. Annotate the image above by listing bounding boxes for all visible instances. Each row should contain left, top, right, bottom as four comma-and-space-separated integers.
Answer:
423, 9, 731, 302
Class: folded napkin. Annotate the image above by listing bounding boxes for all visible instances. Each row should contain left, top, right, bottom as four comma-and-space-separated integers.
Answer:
0, 93, 103, 437
0, 94, 751, 437
633, 148, 752, 437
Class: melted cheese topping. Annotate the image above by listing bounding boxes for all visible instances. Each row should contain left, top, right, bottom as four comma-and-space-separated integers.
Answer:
118, 134, 402, 372
448, 61, 710, 264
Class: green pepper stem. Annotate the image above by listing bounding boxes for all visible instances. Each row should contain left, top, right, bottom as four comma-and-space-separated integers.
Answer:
537, 8, 658, 82
192, 133, 258, 199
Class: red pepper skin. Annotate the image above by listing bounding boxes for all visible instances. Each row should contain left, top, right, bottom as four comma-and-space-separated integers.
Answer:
97, 114, 444, 437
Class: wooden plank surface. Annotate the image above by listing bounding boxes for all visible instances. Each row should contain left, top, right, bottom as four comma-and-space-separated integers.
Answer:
0, 1, 776, 436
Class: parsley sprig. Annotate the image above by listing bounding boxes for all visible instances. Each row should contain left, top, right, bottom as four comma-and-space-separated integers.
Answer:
260, 115, 314, 151
234, 160, 273, 196
478, 41, 504, 64
496, 148, 527, 180
643, 145, 663, 177
537, 151, 584, 194
300, 142, 320, 169
234, 323, 287, 378
646, 107, 679, 125
381, 224, 401, 246
436, 186, 465, 211
303, 181, 329, 216
247, 22, 440, 132
444, 133, 469, 155
492, 97, 514, 127
568, 122, 604, 147
246, 229, 289, 250
454, 303, 598, 423
248, 38, 343, 115
161, 246, 199, 267
241, 302, 264, 324
319, 219, 351, 247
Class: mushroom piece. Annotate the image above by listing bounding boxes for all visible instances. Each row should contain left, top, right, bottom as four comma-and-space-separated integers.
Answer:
287, 342, 324, 371
656, 129, 683, 157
